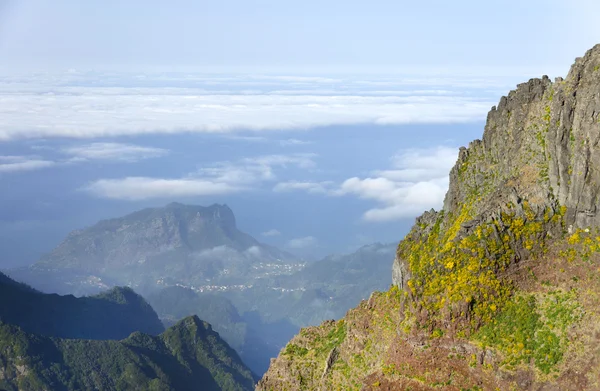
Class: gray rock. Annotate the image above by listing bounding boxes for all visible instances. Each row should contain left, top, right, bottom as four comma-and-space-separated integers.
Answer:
393, 44, 600, 285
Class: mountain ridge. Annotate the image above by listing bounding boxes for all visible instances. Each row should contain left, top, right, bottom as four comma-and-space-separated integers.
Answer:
0, 272, 256, 391
0, 271, 164, 340
0, 315, 255, 391
257, 43, 600, 391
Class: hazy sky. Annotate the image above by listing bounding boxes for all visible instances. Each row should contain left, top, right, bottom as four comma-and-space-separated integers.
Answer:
1, 0, 599, 74
0, 1, 599, 268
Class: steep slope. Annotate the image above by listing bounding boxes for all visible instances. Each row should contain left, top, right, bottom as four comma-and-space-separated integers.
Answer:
258, 45, 600, 390
0, 272, 163, 340
0, 316, 255, 391
148, 286, 277, 376
15, 203, 301, 295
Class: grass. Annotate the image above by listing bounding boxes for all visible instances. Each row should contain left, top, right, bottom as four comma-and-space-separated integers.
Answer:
474, 290, 582, 374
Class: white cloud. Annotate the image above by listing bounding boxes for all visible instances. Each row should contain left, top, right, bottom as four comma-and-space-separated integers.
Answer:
261, 229, 281, 237
84, 153, 317, 200
274, 146, 458, 222
244, 246, 262, 257
197, 153, 316, 185
0, 73, 498, 141
339, 147, 457, 221
84, 177, 240, 200
0, 156, 55, 173
0, 142, 169, 175
287, 236, 318, 249
280, 138, 311, 146
193, 246, 240, 260
61, 142, 168, 162
273, 181, 333, 194
342, 177, 450, 221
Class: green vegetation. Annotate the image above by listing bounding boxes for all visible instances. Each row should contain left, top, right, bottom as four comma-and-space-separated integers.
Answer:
284, 344, 309, 356
475, 291, 582, 374
147, 286, 296, 376
397, 200, 555, 334
0, 316, 255, 391
0, 272, 164, 340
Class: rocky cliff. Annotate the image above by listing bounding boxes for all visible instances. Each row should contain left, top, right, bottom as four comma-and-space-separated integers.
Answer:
257, 45, 600, 390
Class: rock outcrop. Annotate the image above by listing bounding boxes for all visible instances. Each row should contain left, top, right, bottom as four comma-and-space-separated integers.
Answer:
258, 44, 600, 390
396, 42, 600, 285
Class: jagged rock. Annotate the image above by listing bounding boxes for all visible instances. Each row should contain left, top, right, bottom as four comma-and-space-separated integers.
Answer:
393, 44, 600, 287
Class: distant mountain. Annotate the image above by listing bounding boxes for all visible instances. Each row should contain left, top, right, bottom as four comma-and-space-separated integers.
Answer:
222, 242, 395, 327
0, 271, 163, 340
16, 203, 302, 295
0, 316, 255, 391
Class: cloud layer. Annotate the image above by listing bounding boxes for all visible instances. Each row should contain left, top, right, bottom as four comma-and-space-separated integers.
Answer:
342, 146, 459, 221
0, 156, 55, 173
274, 146, 459, 222
84, 153, 317, 200
62, 142, 169, 162
0, 142, 169, 175
0, 73, 503, 141
85, 177, 239, 201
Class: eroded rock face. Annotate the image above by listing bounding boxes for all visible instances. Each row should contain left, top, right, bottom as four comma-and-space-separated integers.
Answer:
393, 44, 600, 288
452, 45, 600, 229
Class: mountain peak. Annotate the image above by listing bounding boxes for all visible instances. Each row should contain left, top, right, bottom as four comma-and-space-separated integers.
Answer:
29, 201, 296, 295
162, 202, 236, 228
174, 315, 213, 333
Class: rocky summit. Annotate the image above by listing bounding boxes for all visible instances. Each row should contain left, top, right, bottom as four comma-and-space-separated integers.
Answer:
257, 44, 600, 390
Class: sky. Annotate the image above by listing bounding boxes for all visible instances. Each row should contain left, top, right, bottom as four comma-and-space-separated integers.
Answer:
1, 0, 600, 268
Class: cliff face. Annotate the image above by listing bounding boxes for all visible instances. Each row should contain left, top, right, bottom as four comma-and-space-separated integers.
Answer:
258, 45, 600, 390
442, 43, 600, 233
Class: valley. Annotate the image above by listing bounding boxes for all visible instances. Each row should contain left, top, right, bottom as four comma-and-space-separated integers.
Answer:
4, 203, 395, 377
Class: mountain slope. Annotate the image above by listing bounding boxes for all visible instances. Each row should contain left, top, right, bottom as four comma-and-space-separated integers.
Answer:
258, 44, 600, 390
0, 271, 163, 340
17, 203, 300, 295
0, 316, 255, 391
147, 286, 277, 376
222, 242, 395, 328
